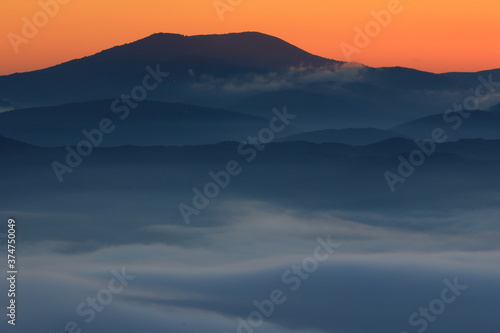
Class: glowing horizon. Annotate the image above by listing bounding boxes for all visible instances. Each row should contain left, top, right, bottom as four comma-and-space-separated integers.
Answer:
1, 0, 499, 75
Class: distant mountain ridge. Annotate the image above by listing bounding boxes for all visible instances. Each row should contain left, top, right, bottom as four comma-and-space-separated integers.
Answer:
0, 135, 37, 150
0, 100, 287, 147
1, 31, 499, 129
391, 110, 500, 141
279, 127, 401, 145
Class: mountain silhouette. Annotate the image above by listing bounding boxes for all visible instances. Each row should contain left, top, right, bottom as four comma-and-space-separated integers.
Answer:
0, 100, 284, 147
1, 31, 499, 129
97, 32, 340, 70
0, 32, 339, 108
0, 134, 38, 151
391, 110, 500, 141
279, 127, 401, 145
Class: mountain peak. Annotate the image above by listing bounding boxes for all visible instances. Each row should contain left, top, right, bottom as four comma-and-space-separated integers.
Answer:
0, 31, 345, 107
97, 31, 341, 70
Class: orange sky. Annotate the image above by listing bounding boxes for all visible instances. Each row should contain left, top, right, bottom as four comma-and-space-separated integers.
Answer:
1, 0, 499, 75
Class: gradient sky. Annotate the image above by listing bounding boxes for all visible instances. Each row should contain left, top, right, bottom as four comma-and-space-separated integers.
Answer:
1, 0, 499, 75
